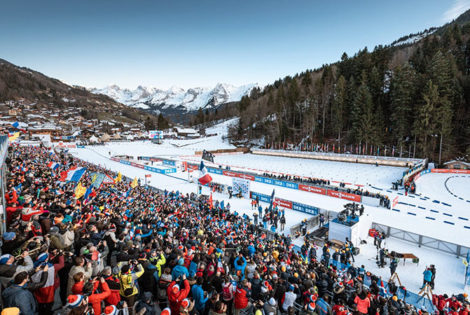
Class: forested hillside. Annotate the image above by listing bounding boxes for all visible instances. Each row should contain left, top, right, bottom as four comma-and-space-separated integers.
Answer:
205, 10, 470, 162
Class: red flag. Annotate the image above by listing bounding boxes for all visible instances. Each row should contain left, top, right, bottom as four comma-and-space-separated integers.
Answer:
209, 193, 213, 210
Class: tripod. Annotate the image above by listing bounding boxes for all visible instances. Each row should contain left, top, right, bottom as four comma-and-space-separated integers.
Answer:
417, 283, 433, 302
388, 272, 402, 286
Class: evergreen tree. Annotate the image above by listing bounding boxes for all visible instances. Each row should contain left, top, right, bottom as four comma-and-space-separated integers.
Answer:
332, 75, 346, 142
390, 64, 415, 148
414, 80, 439, 157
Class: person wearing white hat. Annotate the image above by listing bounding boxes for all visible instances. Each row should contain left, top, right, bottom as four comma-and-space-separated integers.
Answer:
264, 297, 278, 315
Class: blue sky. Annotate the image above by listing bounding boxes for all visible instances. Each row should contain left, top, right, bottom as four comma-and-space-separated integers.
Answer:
1, 0, 469, 89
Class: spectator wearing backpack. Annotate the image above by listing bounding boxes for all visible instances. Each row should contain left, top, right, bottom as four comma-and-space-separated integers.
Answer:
118, 260, 144, 308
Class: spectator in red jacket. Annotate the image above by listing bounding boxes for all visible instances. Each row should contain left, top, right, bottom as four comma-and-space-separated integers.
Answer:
82, 277, 111, 315
102, 266, 121, 306
354, 291, 370, 315
234, 279, 252, 315
167, 275, 190, 314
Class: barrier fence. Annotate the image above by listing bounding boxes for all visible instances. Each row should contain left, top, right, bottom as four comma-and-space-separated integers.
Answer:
135, 156, 366, 203
0, 136, 8, 234
249, 191, 321, 216
414, 168, 470, 182
110, 157, 177, 174
330, 259, 436, 313
203, 164, 363, 202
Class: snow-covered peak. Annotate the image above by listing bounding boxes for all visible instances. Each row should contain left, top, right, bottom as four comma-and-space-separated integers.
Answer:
90, 83, 257, 113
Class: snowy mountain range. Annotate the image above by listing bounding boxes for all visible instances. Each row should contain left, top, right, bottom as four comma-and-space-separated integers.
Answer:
90, 83, 257, 120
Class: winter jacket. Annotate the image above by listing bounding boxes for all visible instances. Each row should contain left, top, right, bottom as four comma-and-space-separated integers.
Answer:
246, 262, 257, 280
282, 291, 297, 311
171, 264, 189, 280
139, 261, 157, 294
192, 284, 208, 312
88, 281, 111, 315
316, 297, 330, 315
2, 283, 37, 315
167, 279, 190, 314
189, 260, 198, 278
264, 302, 278, 315
31, 255, 64, 304
234, 283, 251, 310
118, 263, 144, 297
105, 275, 121, 306
234, 257, 247, 280
0, 256, 34, 288
67, 264, 93, 295
354, 295, 370, 314
149, 253, 166, 277
423, 269, 432, 282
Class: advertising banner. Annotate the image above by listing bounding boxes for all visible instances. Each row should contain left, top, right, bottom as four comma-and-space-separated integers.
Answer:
275, 198, 293, 209
299, 184, 327, 195
431, 169, 470, 174
327, 190, 361, 202
232, 177, 251, 199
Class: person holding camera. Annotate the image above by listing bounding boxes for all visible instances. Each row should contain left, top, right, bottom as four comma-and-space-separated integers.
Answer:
167, 274, 190, 314
118, 259, 144, 308
0, 250, 34, 288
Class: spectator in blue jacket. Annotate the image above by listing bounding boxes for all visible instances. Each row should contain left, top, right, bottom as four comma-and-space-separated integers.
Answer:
234, 254, 247, 280
316, 294, 331, 315
171, 258, 189, 280
423, 267, 433, 288
2, 272, 37, 315
247, 244, 256, 257
191, 277, 208, 313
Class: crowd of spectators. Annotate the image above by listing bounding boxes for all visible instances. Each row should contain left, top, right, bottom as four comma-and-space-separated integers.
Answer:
0, 145, 467, 315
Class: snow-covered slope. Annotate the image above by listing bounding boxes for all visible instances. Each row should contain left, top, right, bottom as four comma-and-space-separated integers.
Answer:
90, 83, 257, 115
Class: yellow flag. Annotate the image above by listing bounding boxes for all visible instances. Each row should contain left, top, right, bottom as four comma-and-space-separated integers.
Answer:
463, 258, 468, 267
75, 183, 87, 199
115, 172, 122, 183
8, 132, 20, 142
131, 177, 138, 188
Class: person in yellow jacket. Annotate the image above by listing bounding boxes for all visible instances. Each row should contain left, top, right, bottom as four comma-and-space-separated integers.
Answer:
149, 251, 166, 278
118, 260, 144, 308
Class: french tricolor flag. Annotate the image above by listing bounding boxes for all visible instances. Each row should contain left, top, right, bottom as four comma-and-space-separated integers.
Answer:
65, 167, 87, 182
198, 161, 212, 186
47, 162, 59, 170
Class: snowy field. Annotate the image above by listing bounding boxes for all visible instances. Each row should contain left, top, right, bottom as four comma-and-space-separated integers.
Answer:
89, 119, 238, 158
203, 153, 405, 188
66, 120, 470, 295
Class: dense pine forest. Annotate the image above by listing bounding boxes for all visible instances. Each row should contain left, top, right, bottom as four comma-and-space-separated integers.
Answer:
199, 10, 470, 163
